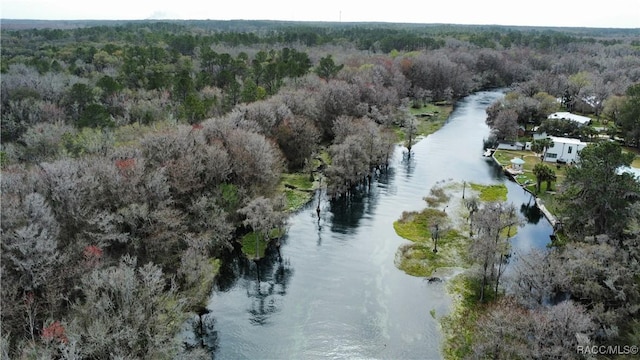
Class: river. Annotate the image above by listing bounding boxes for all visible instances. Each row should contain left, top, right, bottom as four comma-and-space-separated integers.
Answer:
196, 90, 553, 359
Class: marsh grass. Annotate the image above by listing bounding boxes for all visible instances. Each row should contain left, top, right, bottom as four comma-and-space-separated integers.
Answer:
278, 172, 315, 211
395, 228, 469, 277
441, 273, 498, 359
394, 208, 447, 242
410, 103, 453, 136
469, 183, 508, 202
241, 228, 286, 258
424, 186, 451, 207
394, 183, 504, 276
393, 182, 508, 277
395, 103, 453, 142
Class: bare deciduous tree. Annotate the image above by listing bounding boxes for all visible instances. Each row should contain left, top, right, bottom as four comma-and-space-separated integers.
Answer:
238, 196, 287, 259
473, 297, 595, 360
469, 201, 520, 302
472, 297, 532, 359
318, 80, 362, 138
67, 255, 187, 359
225, 129, 284, 195
509, 249, 561, 307
2, 193, 60, 292
399, 106, 419, 155
274, 114, 320, 171
490, 108, 519, 142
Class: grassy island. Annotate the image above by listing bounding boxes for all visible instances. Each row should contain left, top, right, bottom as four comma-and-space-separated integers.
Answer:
392, 180, 509, 359
393, 181, 507, 277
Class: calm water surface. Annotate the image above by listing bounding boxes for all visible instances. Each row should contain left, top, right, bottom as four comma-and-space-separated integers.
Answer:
200, 90, 553, 359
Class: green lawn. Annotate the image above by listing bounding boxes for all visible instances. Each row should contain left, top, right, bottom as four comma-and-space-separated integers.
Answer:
623, 147, 640, 168
493, 149, 568, 192
536, 190, 560, 215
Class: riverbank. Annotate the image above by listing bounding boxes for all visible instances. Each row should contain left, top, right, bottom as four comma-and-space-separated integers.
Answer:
395, 103, 454, 145
279, 103, 453, 214
240, 102, 455, 259
410, 102, 454, 138
492, 147, 640, 229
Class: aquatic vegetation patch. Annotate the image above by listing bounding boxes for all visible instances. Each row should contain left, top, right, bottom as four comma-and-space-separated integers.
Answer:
392, 181, 509, 277
241, 228, 286, 258
394, 208, 448, 243
283, 188, 313, 212
469, 183, 507, 202
424, 185, 451, 207
395, 103, 453, 142
387, 181, 510, 360
393, 180, 474, 277
440, 273, 482, 359
395, 228, 469, 277
279, 172, 315, 212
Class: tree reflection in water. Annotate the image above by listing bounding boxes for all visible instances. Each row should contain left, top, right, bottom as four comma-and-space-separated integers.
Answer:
328, 169, 390, 235
401, 149, 417, 178
189, 241, 294, 352
247, 256, 294, 325
519, 195, 543, 224
199, 313, 218, 353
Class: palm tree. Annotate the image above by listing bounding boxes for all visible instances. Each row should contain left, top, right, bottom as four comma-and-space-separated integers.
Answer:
532, 163, 556, 193
531, 138, 555, 162
580, 126, 598, 141
545, 168, 557, 191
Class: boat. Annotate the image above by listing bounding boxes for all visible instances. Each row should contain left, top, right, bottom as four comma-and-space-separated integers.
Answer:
482, 148, 495, 157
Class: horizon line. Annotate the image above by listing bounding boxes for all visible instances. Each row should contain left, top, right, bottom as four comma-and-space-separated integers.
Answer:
1, 18, 639, 30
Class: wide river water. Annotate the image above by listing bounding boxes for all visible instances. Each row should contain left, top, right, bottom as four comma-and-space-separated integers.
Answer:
198, 90, 553, 359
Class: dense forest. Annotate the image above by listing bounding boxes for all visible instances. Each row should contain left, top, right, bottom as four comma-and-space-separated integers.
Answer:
1, 20, 640, 358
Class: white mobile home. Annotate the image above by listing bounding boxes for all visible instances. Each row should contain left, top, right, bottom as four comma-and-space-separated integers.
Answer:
543, 136, 588, 163
547, 112, 591, 126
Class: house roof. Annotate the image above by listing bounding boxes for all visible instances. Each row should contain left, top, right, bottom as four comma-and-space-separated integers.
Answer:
510, 158, 526, 165
548, 112, 591, 125
618, 166, 640, 180
548, 136, 588, 146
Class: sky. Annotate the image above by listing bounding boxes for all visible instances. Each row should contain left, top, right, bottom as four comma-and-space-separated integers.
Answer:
1, 0, 639, 28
